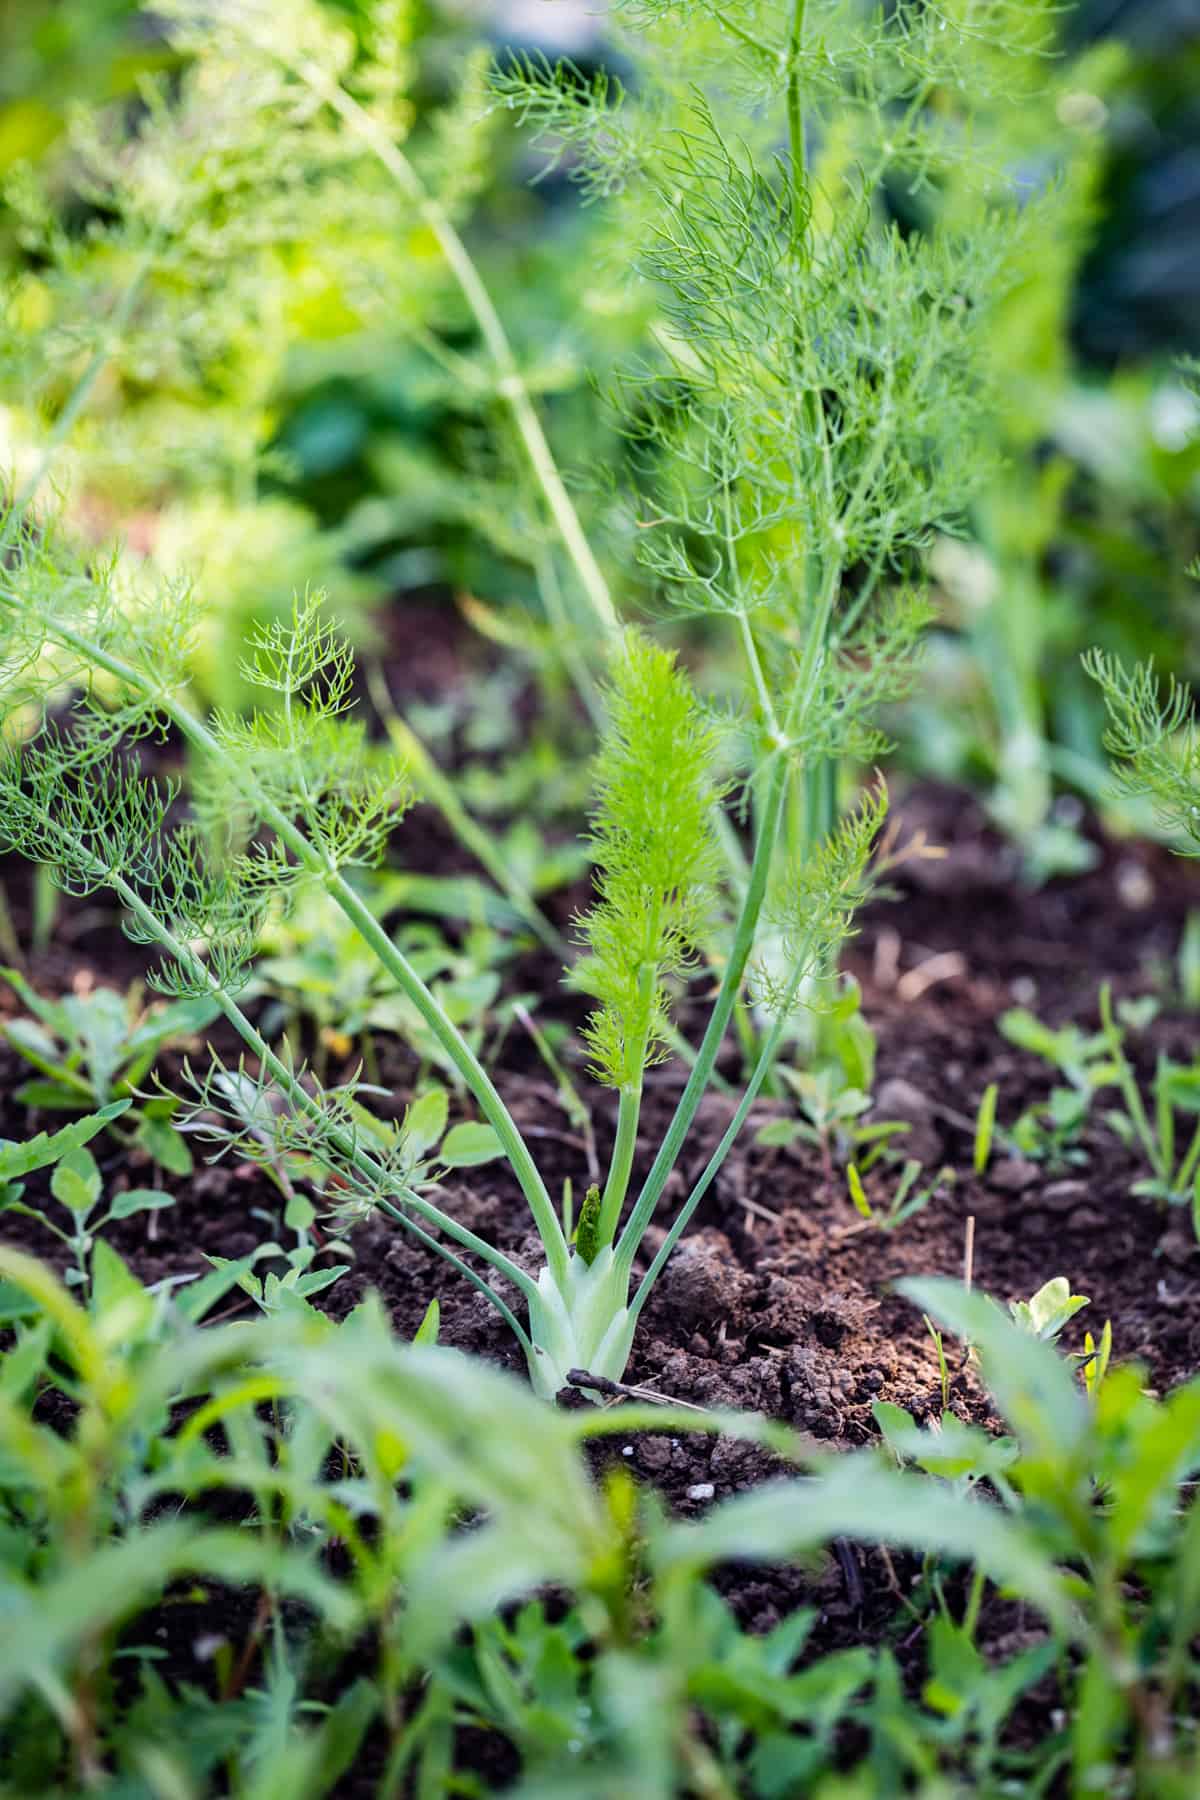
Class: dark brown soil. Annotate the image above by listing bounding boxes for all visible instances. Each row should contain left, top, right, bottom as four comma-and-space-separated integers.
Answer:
5, 778, 1199, 1476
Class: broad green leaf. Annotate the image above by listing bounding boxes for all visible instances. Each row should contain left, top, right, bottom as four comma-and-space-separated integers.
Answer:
872, 1403, 1017, 1481
4, 1018, 68, 1068
900, 1277, 1089, 1465
0, 1103, 130, 1182
107, 1187, 176, 1221
753, 1118, 802, 1149
0, 967, 69, 1036
658, 1458, 1073, 1634
441, 1121, 505, 1168
121, 995, 221, 1063
135, 1113, 194, 1176
12, 1079, 86, 1111
405, 1085, 449, 1155
90, 1240, 155, 1339
50, 1145, 102, 1216
1105, 1378, 1200, 1561
284, 1191, 317, 1233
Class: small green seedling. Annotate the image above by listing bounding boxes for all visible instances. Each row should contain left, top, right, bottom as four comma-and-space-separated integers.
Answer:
204, 1236, 351, 1319
998, 998, 1165, 1164
973, 1082, 998, 1175
846, 1158, 952, 1234
1008, 1276, 1090, 1343
0, 1103, 173, 1287
1080, 1319, 1113, 1399
1095, 984, 1200, 1214
924, 1314, 953, 1417
1, 968, 217, 1175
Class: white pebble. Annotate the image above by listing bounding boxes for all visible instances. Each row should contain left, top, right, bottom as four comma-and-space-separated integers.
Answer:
687, 1482, 715, 1501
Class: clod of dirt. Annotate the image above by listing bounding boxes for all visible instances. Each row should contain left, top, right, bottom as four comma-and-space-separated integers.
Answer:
652, 1229, 747, 1329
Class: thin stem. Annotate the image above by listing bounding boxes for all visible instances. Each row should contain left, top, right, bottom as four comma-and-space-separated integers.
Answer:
1100, 985, 1161, 1179
628, 931, 812, 1325
596, 962, 657, 1246
707, 2, 778, 59
365, 662, 568, 957
377, 1198, 534, 1354
786, 0, 809, 255
8, 607, 567, 1284
327, 872, 569, 1284
290, 56, 618, 643
103, 869, 543, 1309
614, 754, 789, 1275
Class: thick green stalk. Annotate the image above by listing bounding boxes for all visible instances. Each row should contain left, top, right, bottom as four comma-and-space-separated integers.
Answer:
596, 961, 657, 1245
614, 753, 789, 1275
628, 943, 811, 1326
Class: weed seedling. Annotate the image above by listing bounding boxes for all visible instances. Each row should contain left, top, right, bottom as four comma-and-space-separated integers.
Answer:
973, 1082, 998, 1176
844, 1158, 952, 1237
1008, 1276, 1091, 1344
1, 968, 217, 1174
0, 1103, 173, 1287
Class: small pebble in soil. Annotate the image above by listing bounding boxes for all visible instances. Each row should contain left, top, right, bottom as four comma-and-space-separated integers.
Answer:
988, 1158, 1040, 1193
1116, 859, 1154, 909
873, 1077, 942, 1166
687, 1482, 715, 1501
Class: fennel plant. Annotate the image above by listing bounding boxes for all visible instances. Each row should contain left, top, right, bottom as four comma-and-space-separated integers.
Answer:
0, 0, 1069, 1395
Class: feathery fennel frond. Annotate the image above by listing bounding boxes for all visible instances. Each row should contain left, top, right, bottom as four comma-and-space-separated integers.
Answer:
489, 54, 652, 202
758, 779, 890, 1014
0, 525, 199, 712
577, 633, 722, 1086
194, 595, 411, 881
1083, 651, 1200, 851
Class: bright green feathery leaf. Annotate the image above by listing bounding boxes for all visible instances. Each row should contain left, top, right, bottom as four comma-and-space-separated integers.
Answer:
577, 632, 722, 1087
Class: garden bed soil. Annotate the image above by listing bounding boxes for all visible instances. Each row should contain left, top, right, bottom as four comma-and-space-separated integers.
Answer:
3, 662, 1200, 1778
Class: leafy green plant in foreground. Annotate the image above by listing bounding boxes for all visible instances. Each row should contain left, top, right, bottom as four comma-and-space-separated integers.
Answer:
0, 1102, 174, 1288
1, 967, 216, 1172
3, 1246, 1200, 1795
